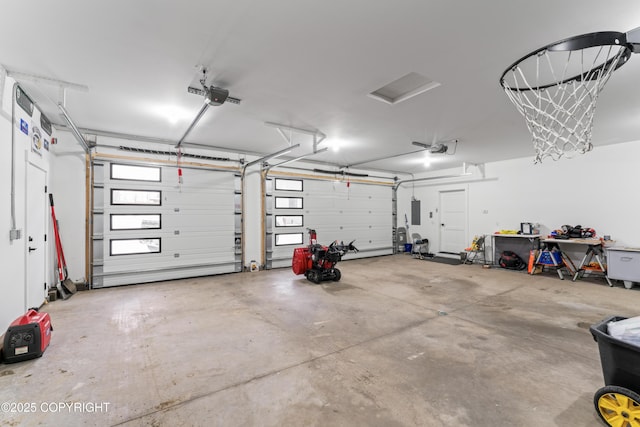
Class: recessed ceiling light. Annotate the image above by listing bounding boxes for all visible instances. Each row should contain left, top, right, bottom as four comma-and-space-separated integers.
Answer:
325, 138, 345, 152
150, 104, 194, 125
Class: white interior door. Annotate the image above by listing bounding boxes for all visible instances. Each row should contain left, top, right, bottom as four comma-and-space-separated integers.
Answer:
26, 163, 47, 308
438, 189, 467, 254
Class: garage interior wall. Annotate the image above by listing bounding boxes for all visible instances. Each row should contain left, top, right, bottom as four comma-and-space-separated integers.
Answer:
5, 79, 640, 331
396, 139, 640, 260
1, 78, 56, 331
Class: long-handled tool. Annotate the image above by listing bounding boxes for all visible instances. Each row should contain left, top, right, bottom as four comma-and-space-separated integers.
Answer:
52, 219, 70, 300
49, 194, 77, 296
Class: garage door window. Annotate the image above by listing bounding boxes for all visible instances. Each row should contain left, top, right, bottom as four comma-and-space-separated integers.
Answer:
110, 238, 161, 255
275, 233, 303, 246
275, 178, 303, 191
110, 214, 161, 230
111, 164, 161, 182
111, 189, 162, 206
275, 215, 303, 227
275, 197, 303, 209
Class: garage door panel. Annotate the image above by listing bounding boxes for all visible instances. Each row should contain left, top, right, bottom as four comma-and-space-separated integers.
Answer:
160, 214, 235, 230
93, 161, 239, 287
105, 251, 235, 272
163, 191, 234, 208
98, 263, 237, 288
269, 178, 392, 269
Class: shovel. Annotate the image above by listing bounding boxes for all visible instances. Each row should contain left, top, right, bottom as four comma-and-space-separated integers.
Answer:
49, 194, 77, 296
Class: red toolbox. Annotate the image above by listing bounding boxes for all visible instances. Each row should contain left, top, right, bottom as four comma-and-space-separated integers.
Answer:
2, 309, 52, 363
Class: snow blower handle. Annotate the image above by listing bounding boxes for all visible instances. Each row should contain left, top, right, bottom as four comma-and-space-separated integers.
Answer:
306, 228, 317, 245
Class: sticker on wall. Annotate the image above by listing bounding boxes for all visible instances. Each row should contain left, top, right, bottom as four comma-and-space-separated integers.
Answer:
20, 119, 28, 135
31, 125, 43, 156
16, 86, 34, 117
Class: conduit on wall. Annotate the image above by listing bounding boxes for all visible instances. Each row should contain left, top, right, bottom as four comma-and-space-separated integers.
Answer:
9, 84, 19, 241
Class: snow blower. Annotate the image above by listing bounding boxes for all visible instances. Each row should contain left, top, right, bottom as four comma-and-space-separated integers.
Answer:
292, 228, 358, 284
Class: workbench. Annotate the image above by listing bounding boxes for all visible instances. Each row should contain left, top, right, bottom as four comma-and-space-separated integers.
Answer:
492, 233, 541, 266
538, 238, 612, 286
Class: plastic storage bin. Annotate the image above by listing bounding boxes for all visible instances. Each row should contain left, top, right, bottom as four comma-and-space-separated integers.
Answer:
538, 250, 563, 265
590, 316, 640, 393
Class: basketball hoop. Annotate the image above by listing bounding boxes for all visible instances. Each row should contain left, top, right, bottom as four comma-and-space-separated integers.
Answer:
500, 32, 632, 163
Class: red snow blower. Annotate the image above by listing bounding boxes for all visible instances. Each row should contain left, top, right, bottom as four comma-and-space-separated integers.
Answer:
292, 228, 358, 284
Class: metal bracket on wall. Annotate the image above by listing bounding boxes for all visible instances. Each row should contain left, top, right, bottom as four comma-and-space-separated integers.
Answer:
264, 122, 326, 153
462, 162, 485, 178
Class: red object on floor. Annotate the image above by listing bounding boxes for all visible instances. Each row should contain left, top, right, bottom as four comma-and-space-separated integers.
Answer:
2, 309, 52, 363
292, 247, 311, 275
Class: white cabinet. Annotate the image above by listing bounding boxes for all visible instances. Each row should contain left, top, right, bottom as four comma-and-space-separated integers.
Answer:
607, 247, 640, 289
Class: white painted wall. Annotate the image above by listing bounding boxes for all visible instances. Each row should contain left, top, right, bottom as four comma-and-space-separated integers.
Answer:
50, 130, 86, 283
0, 78, 54, 331
0, 79, 22, 333
397, 140, 640, 261
243, 164, 263, 268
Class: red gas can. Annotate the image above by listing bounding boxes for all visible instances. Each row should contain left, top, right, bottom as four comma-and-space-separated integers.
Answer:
2, 309, 52, 363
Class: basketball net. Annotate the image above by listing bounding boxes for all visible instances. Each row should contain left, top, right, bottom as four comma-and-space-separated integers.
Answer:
501, 45, 628, 163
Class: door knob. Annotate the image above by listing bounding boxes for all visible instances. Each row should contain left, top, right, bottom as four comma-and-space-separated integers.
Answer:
28, 247, 37, 252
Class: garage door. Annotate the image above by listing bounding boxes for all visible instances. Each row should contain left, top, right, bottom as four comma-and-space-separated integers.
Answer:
266, 175, 393, 269
92, 159, 241, 288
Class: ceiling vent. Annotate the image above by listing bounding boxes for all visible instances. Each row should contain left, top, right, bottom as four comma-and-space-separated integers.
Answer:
369, 72, 440, 105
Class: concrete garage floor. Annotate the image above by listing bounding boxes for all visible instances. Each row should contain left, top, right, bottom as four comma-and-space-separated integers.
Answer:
1, 254, 639, 426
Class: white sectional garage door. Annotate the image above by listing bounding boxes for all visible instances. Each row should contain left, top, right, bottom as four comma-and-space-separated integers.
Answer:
92, 160, 240, 288
266, 176, 393, 269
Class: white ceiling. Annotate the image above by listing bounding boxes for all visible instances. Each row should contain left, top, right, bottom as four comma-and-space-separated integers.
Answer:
3, 1, 640, 174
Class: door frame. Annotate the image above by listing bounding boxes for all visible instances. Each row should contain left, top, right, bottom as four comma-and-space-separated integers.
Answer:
438, 188, 468, 255
25, 161, 48, 309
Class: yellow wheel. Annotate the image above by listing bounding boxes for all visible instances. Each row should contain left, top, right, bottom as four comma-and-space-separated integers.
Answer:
595, 386, 640, 427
